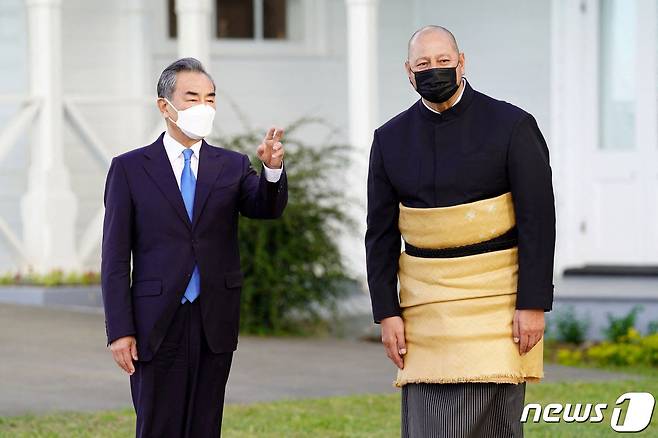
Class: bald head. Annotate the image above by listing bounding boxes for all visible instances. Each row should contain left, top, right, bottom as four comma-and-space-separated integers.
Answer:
407, 25, 459, 61
404, 25, 466, 106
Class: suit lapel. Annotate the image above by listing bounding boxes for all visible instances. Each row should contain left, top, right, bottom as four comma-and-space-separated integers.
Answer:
142, 133, 192, 229
192, 141, 225, 229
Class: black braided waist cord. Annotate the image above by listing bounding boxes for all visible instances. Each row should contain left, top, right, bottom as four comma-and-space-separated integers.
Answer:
404, 226, 518, 258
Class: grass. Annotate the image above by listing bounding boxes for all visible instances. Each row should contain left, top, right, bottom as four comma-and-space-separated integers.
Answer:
0, 379, 656, 437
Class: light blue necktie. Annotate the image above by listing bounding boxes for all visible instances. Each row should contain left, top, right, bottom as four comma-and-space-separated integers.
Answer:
181, 148, 200, 304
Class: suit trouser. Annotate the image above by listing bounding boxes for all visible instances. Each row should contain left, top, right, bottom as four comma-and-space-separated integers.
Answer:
401, 382, 526, 438
130, 298, 233, 438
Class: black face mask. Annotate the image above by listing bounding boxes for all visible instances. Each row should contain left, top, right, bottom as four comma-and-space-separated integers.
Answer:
411, 63, 460, 104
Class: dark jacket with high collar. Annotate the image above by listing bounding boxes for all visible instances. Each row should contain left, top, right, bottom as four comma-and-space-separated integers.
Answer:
366, 80, 556, 323
101, 132, 288, 361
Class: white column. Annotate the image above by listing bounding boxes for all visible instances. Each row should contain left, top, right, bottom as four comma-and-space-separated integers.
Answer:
346, 0, 379, 152
119, 0, 150, 145
21, 0, 79, 272
175, 0, 211, 66
344, 0, 379, 280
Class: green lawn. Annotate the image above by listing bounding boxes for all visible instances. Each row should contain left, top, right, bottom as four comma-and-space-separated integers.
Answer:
0, 379, 655, 437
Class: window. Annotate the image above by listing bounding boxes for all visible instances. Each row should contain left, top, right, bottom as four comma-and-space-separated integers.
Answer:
263, 0, 287, 39
216, 0, 287, 40
168, 0, 288, 40
599, 0, 636, 150
168, 0, 177, 39
216, 0, 255, 38
163, 0, 324, 57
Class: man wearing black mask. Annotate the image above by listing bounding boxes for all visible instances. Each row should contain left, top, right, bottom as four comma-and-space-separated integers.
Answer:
365, 25, 556, 437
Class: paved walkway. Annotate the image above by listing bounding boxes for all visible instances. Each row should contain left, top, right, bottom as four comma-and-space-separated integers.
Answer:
0, 303, 637, 417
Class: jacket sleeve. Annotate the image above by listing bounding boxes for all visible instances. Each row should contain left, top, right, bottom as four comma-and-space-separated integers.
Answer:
101, 157, 136, 346
238, 154, 288, 219
507, 114, 556, 311
365, 130, 402, 323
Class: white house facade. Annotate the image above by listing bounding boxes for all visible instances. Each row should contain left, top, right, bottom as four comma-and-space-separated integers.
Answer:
0, 0, 656, 287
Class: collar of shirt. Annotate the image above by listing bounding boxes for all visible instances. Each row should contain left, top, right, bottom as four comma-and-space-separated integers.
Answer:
421, 77, 467, 115
163, 130, 202, 164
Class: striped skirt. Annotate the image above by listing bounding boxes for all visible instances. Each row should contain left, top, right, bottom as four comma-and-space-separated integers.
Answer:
401, 382, 526, 437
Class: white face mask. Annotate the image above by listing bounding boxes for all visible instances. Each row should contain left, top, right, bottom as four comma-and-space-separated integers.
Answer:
163, 98, 216, 140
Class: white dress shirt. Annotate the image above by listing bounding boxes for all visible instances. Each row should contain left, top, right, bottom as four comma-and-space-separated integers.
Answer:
162, 130, 283, 188
421, 77, 467, 114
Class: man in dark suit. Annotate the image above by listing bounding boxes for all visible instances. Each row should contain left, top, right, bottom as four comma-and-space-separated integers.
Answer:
365, 26, 554, 437
101, 57, 287, 437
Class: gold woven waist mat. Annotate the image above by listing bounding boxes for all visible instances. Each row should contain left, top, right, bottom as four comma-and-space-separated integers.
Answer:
395, 248, 543, 387
399, 192, 516, 249
394, 193, 543, 387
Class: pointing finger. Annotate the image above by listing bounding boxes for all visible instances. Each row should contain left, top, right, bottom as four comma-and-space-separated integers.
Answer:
264, 127, 276, 142
273, 128, 284, 142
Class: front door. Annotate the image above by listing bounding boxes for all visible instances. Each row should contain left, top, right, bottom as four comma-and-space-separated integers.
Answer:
576, 0, 658, 266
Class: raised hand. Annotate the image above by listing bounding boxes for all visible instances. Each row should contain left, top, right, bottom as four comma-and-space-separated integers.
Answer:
257, 127, 285, 169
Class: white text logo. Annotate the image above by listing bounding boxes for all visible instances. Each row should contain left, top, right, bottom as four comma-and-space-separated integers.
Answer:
521, 392, 655, 432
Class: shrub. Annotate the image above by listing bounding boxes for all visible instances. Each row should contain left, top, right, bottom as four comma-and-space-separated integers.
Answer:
552, 306, 590, 345
556, 348, 582, 366
586, 341, 645, 367
554, 328, 658, 368
584, 328, 658, 367
648, 320, 658, 335
638, 332, 658, 366
209, 119, 355, 335
602, 305, 643, 342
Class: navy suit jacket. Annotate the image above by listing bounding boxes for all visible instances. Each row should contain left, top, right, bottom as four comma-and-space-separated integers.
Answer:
101, 132, 287, 361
